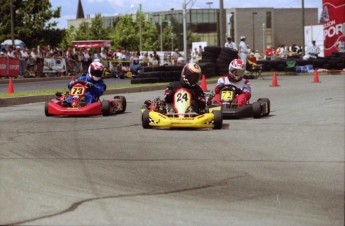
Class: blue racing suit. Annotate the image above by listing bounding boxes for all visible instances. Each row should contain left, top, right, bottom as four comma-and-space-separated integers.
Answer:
66, 74, 107, 105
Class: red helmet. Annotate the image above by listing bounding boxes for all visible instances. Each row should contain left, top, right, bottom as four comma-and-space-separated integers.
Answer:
228, 59, 245, 82
88, 61, 104, 81
181, 63, 202, 86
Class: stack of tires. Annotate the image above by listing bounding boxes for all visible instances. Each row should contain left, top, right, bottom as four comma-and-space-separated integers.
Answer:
198, 46, 238, 77
216, 47, 238, 75
131, 65, 184, 84
198, 46, 221, 78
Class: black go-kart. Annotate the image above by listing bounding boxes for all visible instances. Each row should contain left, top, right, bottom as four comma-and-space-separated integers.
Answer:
207, 84, 270, 119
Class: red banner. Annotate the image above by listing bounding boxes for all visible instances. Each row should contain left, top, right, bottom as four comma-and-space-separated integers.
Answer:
323, 0, 345, 56
0, 57, 20, 77
72, 40, 111, 48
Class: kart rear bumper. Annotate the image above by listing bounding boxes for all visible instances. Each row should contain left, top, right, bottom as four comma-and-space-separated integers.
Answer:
148, 111, 215, 128
222, 104, 253, 119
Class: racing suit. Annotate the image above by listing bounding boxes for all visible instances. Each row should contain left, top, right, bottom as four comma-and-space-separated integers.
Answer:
213, 75, 251, 107
163, 79, 206, 113
66, 74, 107, 105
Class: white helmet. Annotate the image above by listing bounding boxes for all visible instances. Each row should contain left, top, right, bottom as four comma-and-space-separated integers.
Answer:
88, 61, 104, 81
228, 59, 245, 82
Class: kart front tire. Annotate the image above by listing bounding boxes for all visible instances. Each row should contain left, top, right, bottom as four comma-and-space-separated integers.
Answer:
142, 110, 152, 129
44, 102, 52, 117
102, 100, 111, 116
213, 110, 223, 129
252, 102, 262, 118
114, 95, 127, 113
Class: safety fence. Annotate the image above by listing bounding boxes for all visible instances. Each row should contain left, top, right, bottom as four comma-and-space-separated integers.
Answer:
0, 56, 141, 78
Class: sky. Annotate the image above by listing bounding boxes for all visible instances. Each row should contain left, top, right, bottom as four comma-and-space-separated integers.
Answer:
50, 0, 322, 29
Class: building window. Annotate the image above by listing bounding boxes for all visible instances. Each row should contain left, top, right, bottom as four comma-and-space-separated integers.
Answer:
266, 12, 272, 28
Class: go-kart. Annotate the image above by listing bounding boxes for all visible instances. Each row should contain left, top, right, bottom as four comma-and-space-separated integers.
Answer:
44, 81, 126, 117
207, 84, 270, 119
141, 88, 223, 129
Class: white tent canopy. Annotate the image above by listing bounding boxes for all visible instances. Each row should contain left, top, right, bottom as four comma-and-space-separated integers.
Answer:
1, 39, 26, 48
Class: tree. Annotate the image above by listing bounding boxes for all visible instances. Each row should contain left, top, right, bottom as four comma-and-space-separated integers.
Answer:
0, 0, 63, 48
90, 14, 108, 40
110, 13, 158, 51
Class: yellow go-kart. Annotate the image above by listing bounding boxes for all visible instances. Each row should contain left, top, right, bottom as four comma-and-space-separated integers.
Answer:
141, 88, 223, 129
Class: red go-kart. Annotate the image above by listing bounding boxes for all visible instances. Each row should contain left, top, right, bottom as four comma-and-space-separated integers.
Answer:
44, 81, 126, 117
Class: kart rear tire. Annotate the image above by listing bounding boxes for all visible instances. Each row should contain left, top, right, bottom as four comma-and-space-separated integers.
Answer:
44, 102, 52, 117
258, 98, 270, 116
252, 102, 262, 118
114, 96, 127, 113
102, 100, 111, 116
213, 110, 223, 129
142, 110, 152, 129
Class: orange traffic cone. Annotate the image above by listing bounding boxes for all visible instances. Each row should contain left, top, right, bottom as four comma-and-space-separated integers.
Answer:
313, 69, 320, 83
7, 79, 14, 94
270, 72, 279, 87
201, 74, 207, 91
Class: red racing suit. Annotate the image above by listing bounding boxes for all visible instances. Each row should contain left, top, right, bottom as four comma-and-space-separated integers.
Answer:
213, 75, 251, 107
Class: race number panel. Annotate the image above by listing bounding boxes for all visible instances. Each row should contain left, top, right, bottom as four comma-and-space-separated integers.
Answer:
173, 88, 192, 117
221, 90, 234, 101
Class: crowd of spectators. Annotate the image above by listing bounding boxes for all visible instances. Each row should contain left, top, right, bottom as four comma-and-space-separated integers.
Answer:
0, 44, 168, 78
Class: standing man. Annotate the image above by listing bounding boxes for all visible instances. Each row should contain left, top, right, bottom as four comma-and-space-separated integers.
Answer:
225, 37, 238, 51
238, 36, 250, 69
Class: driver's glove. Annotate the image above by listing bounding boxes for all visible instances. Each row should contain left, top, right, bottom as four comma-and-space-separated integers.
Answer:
85, 82, 93, 88
236, 88, 243, 94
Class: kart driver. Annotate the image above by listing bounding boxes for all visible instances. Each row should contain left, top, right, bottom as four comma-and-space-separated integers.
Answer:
64, 61, 107, 106
213, 59, 251, 107
163, 62, 206, 113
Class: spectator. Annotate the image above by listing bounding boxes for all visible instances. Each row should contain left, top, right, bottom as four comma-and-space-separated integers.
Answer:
224, 36, 238, 50
264, 46, 276, 60
198, 45, 203, 55
303, 40, 320, 60
254, 50, 261, 60
337, 39, 345, 53
276, 44, 288, 59
171, 48, 181, 64
238, 35, 250, 69
190, 47, 199, 63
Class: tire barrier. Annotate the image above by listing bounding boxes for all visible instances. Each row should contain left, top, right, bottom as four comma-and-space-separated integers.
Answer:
258, 52, 345, 72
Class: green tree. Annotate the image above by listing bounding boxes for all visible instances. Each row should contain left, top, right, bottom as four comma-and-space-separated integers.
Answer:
90, 14, 108, 40
0, 0, 62, 48
110, 13, 158, 51
60, 26, 77, 50
74, 21, 92, 40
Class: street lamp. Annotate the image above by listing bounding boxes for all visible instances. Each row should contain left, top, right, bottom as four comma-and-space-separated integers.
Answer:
252, 12, 258, 51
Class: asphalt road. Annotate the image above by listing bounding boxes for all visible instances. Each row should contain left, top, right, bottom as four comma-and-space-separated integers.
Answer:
0, 74, 344, 225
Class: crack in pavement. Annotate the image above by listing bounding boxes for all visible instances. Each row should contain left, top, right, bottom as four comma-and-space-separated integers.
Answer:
3, 174, 245, 225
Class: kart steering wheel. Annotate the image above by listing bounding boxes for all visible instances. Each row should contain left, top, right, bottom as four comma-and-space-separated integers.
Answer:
220, 84, 242, 95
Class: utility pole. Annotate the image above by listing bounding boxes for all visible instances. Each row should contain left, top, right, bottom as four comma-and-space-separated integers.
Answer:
219, 0, 225, 47
139, 3, 142, 52
10, 0, 15, 47
302, 0, 305, 56
182, 0, 196, 63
